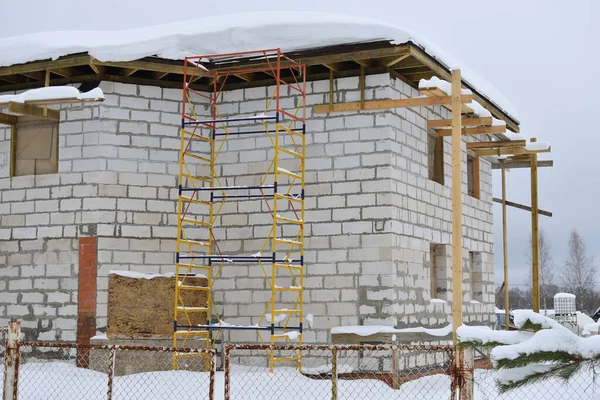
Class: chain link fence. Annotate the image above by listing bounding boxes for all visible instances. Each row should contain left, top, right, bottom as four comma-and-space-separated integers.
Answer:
224, 344, 457, 399
3, 340, 216, 400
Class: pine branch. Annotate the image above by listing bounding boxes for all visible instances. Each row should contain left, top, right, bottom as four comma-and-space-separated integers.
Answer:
496, 351, 582, 370
498, 363, 573, 393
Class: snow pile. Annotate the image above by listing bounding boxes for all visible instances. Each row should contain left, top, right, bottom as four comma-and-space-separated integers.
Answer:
109, 270, 176, 279
331, 323, 452, 337
0, 11, 518, 120
418, 76, 472, 95
0, 86, 104, 105
583, 322, 600, 336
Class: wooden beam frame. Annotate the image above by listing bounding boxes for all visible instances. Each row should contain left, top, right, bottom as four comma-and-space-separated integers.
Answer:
408, 44, 520, 133
428, 117, 492, 129
451, 69, 463, 344
467, 140, 526, 150
49, 68, 74, 78
8, 102, 60, 120
314, 94, 473, 114
492, 160, 553, 169
531, 141, 540, 313
492, 198, 552, 217
475, 147, 551, 157
436, 125, 506, 137
0, 113, 18, 125
385, 53, 411, 68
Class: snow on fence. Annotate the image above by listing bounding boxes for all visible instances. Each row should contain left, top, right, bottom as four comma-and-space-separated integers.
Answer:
1, 332, 216, 400
223, 344, 457, 400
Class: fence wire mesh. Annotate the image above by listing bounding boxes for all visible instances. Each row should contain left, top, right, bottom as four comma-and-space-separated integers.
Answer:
9, 342, 215, 400
224, 344, 456, 400
471, 348, 600, 400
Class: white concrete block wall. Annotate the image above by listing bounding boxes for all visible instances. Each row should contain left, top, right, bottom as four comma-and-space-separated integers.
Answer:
0, 73, 495, 342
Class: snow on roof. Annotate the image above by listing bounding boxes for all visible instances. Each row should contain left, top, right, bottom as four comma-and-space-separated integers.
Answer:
0, 86, 104, 105
0, 11, 518, 120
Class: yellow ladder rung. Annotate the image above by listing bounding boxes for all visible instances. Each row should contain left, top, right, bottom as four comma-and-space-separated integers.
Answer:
176, 306, 209, 313
276, 168, 301, 180
183, 130, 214, 142
181, 218, 212, 227
275, 193, 303, 204
273, 309, 301, 315
275, 215, 303, 225
274, 263, 303, 270
180, 196, 211, 206
179, 285, 210, 291
279, 125, 304, 138
184, 152, 212, 163
176, 263, 211, 270
274, 286, 302, 292
275, 238, 302, 247
277, 147, 304, 159
178, 239, 211, 247
181, 173, 211, 184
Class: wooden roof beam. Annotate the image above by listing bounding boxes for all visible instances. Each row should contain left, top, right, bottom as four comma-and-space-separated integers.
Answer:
322, 62, 343, 72
49, 68, 75, 78
467, 140, 526, 150
436, 125, 506, 136
475, 147, 551, 157
428, 117, 492, 129
492, 160, 553, 169
0, 55, 91, 77
314, 94, 473, 114
0, 113, 18, 125
8, 102, 59, 121
120, 68, 139, 77
385, 53, 411, 68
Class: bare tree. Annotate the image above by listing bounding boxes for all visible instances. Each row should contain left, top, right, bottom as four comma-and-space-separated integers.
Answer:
562, 230, 598, 313
526, 229, 557, 309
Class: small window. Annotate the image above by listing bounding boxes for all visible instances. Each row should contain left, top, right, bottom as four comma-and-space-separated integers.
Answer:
467, 155, 479, 199
12, 116, 59, 176
470, 252, 483, 302
429, 244, 448, 300
430, 243, 438, 298
428, 131, 444, 185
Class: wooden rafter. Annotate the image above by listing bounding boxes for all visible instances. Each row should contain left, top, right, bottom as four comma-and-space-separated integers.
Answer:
420, 87, 475, 114
492, 160, 553, 169
8, 102, 59, 120
385, 53, 411, 67
436, 125, 506, 136
428, 117, 492, 129
475, 146, 550, 157
121, 68, 139, 77
323, 62, 343, 72
0, 113, 18, 125
49, 68, 74, 78
466, 140, 526, 149
314, 94, 473, 114
20, 71, 45, 81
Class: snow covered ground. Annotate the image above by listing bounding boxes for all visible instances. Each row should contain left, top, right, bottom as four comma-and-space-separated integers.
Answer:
2, 361, 598, 399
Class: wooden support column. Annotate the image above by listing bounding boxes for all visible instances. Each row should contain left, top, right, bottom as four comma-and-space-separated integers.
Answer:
359, 65, 365, 110
451, 69, 463, 343
502, 169, 509, 330
329, 69, 334, 112
531, 140, 540, 312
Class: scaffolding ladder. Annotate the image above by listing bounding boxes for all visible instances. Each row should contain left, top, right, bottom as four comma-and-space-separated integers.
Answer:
174, 49, 306, 371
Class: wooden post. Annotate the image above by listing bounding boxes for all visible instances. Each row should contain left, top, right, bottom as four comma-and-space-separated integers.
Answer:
3, 321, 21, 400
331, 348, 338, 400
329, 69, 334, 112
451, 69, 463, 342
359, 65, 365, 110
531, 141, 540, 313
43, 70, 50, 117
502, 169, 510, 330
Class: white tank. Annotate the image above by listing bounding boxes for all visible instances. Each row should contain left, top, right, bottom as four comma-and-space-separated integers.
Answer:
554, 293, 576, 315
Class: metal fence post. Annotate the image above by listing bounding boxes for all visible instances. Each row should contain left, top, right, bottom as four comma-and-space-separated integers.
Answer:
391, 345, 400, 389
209, 349, 216, 400
460, 347, 474, 400
331, 347, 338, 400
224, 345, 231, 400
3, 321, 21, 400
106, 347, 116, 400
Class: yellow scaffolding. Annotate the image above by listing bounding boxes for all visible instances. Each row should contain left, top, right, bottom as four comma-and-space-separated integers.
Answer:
173, 49, 306, 370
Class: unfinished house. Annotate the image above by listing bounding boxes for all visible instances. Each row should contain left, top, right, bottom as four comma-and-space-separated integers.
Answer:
0, 14, 550, 353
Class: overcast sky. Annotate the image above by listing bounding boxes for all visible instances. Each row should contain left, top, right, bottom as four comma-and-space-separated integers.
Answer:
1, 0, 598, 287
